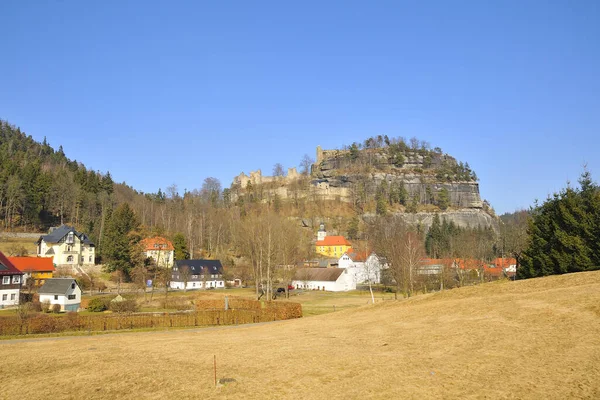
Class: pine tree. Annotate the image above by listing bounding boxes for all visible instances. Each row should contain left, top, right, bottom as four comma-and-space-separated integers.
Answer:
172, 232, 190, 260
102, 203, 140, 275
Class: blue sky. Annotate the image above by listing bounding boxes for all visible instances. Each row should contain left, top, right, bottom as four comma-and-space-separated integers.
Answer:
1, 1, 598, 214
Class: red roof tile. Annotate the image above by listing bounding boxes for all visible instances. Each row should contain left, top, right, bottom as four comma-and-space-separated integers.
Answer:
316, 236, 351, 247
0, 251, 23, 276
8, 257, 55, 272
140, 237, 174, 251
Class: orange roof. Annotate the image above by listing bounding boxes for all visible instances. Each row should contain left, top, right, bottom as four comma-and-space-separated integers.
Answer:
8, 257, 55, 272
316, 236, 351, 247
140, 237, 174, 251
491, 258, 517, 269
344, 249, 369, 262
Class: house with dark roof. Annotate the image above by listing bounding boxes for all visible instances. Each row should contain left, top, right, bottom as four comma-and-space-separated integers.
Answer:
38, 278, 81, 312
0, 251, 23, 308
8, 256, 55, 286
171, 259, 225, 290
36, 225, 95, 267
292, 267, 356, 292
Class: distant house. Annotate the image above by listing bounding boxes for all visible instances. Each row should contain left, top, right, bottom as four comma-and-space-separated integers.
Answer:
140, 237, 175, 268
171, 259, 224, 290
315, 222, 352, 258
36, 225, 95, 267
338, 251, 384, 284
486, 258, 517, 279
38, 278, 81, 312
8, 257, 55, 286
292, 268, 356, 292
0, 252, 23, 308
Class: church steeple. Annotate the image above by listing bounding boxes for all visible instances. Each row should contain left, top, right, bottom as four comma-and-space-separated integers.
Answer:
317, 222, 326, 241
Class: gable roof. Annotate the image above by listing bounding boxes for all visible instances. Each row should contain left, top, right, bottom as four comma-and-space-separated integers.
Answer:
38, 278, 78, 294
175, 259, 223, 275
141, 237, 174, 251
8, 257, 55, 273
341, 249, 369, 262
316, 236, 351, 247
293, 268, 345, 282
38, 225, 95, 246
0, 251, 23, 276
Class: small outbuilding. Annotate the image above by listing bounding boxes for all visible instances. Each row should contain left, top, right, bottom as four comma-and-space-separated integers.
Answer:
38, 278, 81, 312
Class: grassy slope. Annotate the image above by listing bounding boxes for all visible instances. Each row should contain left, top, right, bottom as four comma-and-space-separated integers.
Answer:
2, 272, 600, 399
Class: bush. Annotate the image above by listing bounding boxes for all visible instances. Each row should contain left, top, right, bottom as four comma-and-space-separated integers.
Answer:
51, 304, 62, 313
87, 297, 110, 312
42, 300, 51, 313
109, 299, 139, 313
31, 301, 42, 312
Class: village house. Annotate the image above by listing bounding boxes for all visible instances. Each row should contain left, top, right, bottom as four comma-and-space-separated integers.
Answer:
170, 259, 225, 290
36, 225, 95, 267
140, 237, 175, 268
315, 222, 352, 258
292, 267, 356, 292
0, 252, 23, 308
8, 256, 55, 287
338, 251, 385, 284
38, 278, 82, 312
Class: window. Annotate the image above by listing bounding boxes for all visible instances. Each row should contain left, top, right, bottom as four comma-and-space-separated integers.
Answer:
54, 295, 58, 300
2, 294, 6, 301
66, 232, 74, 244
89, 256, 92, 262
11, 294, 15, 300
71, 283, 75, 289
12, 276, 20, 284
67, 245, 72, 252
68, 294, 76, 300
3, 276, 9, 284
67, 255, 73, 263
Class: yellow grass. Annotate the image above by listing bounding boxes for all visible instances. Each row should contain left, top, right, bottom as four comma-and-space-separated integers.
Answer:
2, 271, 600, 399
0, 236, 38, 256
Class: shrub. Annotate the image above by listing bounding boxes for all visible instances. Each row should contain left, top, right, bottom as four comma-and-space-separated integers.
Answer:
41, 300, 51, 313
31, 301, 42, 312
51, 304, 62, 313
87, 297, 110, 312
109, 299, 139, 313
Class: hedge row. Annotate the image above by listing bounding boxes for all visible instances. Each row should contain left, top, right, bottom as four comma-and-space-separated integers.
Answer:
0, 302, 302, 336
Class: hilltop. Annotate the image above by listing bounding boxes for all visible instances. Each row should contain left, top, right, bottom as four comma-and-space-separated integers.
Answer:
231, 137, 497, 231
3, 271, 599, 399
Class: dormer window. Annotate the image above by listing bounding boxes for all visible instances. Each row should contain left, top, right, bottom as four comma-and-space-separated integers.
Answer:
66, 232, 74, 244
71, 282, 75, 289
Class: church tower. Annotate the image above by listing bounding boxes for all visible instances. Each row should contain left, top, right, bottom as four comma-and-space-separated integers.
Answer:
317, 222, 327, 241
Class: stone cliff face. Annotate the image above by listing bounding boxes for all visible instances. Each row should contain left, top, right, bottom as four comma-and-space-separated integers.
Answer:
231, 144, 496, 229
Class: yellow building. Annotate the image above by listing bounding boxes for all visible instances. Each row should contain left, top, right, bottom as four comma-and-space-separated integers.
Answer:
315, 223, 352, 258
8, 256, 55, 286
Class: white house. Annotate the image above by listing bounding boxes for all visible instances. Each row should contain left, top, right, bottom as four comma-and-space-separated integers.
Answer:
36, 225, 95, 267
38, 278, 82, 312
338, 251, 384, 284
292, 268, 356, 292
140, 237, 175, 268
170, 259, 225, 290
0, 252, 23, 308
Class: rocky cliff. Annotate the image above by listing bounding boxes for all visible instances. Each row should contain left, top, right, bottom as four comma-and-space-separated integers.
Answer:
231, 140, 497, 230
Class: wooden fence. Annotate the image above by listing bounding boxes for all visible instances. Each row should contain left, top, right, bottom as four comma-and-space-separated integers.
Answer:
0, 302, 302, 336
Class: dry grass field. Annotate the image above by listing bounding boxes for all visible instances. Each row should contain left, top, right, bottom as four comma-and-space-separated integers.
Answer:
2, 271, 600, 399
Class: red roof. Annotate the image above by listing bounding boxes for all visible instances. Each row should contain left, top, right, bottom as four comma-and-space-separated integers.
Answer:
8, 257, 55, 273
316, 236, 351, 247
140, 237, 174, 251
491, 258, 517, 269
0, 251, 24, 276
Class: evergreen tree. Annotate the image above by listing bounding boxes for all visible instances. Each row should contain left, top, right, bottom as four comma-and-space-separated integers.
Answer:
518, 171, 600, 279
172, 232, 190, 260
102, 203, 140, 275
438, 187, 450, 210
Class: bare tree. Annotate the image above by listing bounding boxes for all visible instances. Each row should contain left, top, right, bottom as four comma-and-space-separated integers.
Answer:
273, 163, 285, 178
180, 265, 191, 292
300, 154, 315, 176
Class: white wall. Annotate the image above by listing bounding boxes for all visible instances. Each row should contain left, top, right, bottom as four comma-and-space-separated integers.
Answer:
170, 280, 225, 290
39, 282, 82, 311
292, 270, 356, 292
0, 289, 20, 307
